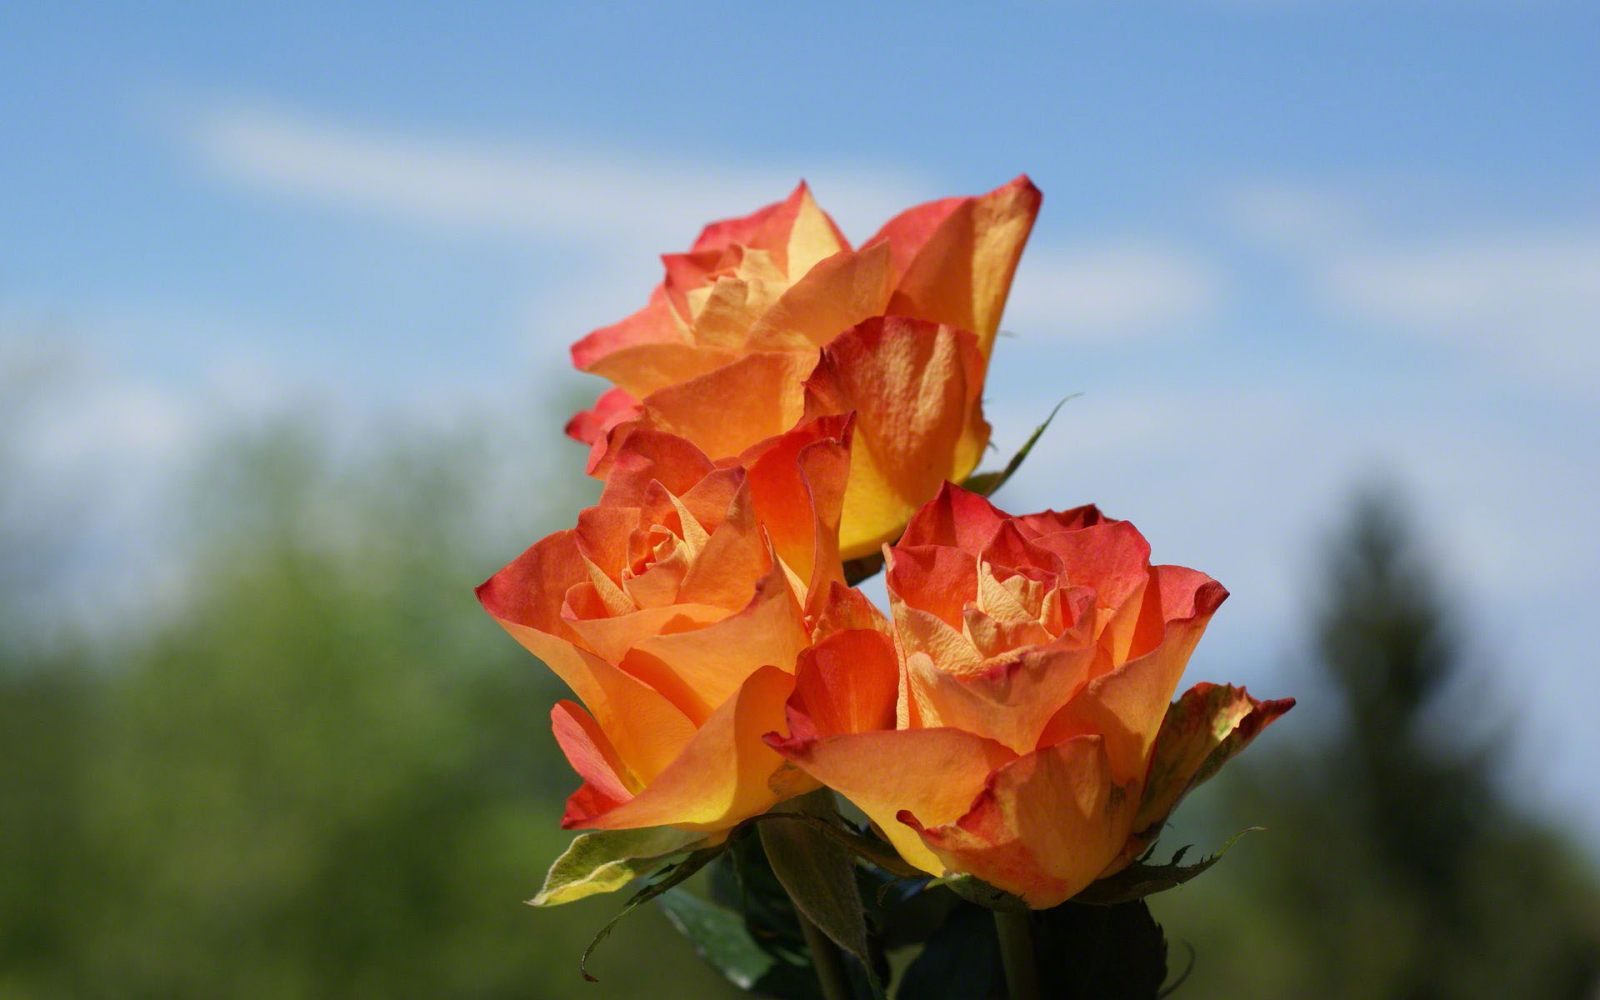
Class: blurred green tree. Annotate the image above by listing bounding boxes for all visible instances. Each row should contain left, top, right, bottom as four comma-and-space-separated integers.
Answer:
1156, 490, 1600, 998
0, 408, 739, 998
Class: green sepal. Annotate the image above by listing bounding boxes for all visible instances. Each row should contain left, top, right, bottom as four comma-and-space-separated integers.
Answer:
1072, 829, 1258, 907
757, 794, 883, 998
578, 847, 721, 981
962, 395, 1075, 498
529, 826, 711, 907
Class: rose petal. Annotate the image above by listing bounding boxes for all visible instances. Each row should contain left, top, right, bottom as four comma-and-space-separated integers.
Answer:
479, 547, 697, 785
778, 628, 901, 743
745, 242, 894, 351
693, 182, 849, 275
898, 482, 1011, 553
573, 665, 798, 832
811, 581, 891, 639
1107, 682, 1295, 870
769, 727, 1016, 877
870, 175, 1042, 357
552, 699, 635, 826
904, 734, 1137, 908
905, 644, 1095, 756
885, 543, 978, 632
675, 479, 773, 611
739, 414, 855, 612
1039, 567, 1229, 783
584, 341, 744, 400
805, 318, 990, 559
597, 427, 720, 508
566, 387, 644, 454
624, 563, 810, 722
638, 350, 818, 460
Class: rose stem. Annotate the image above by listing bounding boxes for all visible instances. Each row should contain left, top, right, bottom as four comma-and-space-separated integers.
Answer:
796, 908, 853, 1000
784, 789, 854, 1000
994, 909, 1042, 1000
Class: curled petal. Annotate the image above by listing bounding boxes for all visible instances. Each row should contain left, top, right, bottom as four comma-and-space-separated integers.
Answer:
480, 620, 696, 789
566, 388, 645, 474
572, 665, 798, 832
739, 414, 855, 612
780, 628, 901, 743
811, 581, 892, 639
624, 564, 810, 723
1039, 567, 1229, 784
552, 700, 634, 825
636, 350, 818, 461
1025, 520, 1153, 662
903, 735, 1137, 909
675, 480, 773, 611
692, 181, 849, 275
805, 318, 991, 559
1108, 683, 1295, 869
745, 242, 894, 351
768, 727, 1015, 877
897, 481, 1011, 553
597, 427, 720, 508
868, 175, 1042, 355
477, 529, 590, 643
905, 644, 1096, 756
885, 544, 979, 632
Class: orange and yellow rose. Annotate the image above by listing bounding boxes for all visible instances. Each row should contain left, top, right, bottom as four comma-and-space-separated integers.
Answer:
566, 178, 1042, 559
477, 416, 859, 834
767, 484, 1293, 907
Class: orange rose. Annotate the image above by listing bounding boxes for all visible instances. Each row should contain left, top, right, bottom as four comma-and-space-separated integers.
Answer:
477, 416, 855, 833
767, 485, 1292, 907
566, 178, 1041, 559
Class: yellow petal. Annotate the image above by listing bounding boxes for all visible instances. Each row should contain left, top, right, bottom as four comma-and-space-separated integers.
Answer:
771, 727, 1016, 876
579, 665, 798, 832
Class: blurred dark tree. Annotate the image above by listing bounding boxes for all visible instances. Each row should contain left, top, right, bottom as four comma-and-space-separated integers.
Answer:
0, 410, 739, 998
1156, 490, 1600, 998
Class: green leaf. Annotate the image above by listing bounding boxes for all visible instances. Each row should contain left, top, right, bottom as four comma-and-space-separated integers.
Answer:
962, 395, 1075, 498
528, 826, 710, 907
758, 794, 882, 997
1072, 830, 1258, 907
579, 847, 720, 981
657, 891, 824, 999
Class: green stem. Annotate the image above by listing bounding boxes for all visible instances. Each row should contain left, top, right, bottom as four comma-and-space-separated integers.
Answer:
994, 909, 1041, 1000
796, 906, 854, 1000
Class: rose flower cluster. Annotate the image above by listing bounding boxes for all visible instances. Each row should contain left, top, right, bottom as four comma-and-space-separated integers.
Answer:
480, 177, 1291, 910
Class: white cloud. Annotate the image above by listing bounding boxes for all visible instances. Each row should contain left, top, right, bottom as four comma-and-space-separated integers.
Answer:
1225, 182, 1365, 251
1227, 180, 1600, 395
1003, 241, 1225, 342
182, 101, 928, 250
1323, 230, 1600, 390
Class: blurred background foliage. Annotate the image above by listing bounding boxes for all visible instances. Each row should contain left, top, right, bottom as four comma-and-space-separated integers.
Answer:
1, 400, 1596, 997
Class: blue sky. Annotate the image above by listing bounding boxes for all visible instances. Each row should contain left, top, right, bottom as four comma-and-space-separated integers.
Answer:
4, 3, 1598, 841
